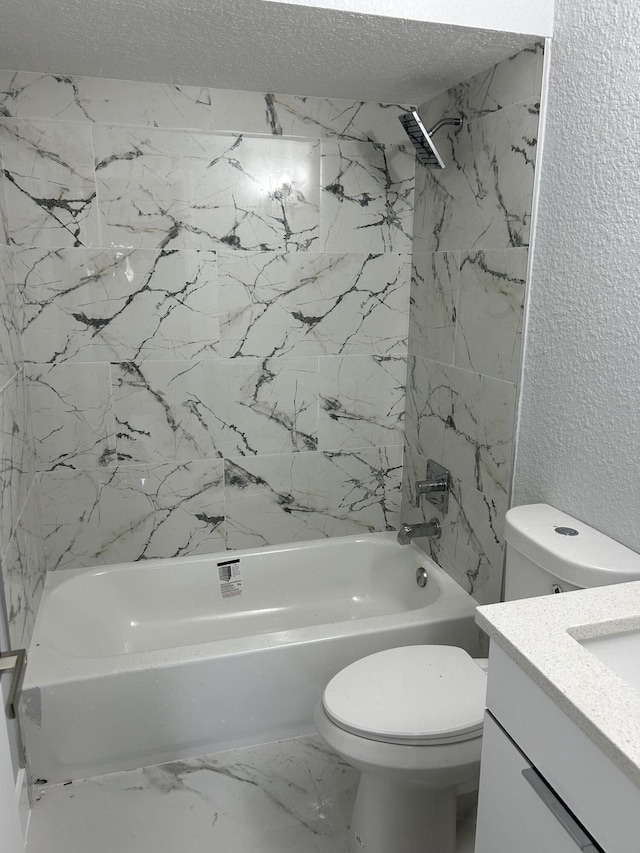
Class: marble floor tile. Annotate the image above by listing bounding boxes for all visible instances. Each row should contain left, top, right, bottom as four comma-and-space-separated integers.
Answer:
26, 735, 477, 853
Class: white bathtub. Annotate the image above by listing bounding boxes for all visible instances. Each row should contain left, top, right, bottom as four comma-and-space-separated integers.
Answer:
21, 532, 480, 783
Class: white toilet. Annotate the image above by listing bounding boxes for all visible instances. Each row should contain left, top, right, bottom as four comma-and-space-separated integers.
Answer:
314, 503, 640, 853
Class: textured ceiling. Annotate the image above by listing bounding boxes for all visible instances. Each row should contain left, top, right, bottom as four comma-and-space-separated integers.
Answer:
0, 0, 537, 103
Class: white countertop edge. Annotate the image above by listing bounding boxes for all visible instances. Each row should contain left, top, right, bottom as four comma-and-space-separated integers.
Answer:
476, 580, 640, 789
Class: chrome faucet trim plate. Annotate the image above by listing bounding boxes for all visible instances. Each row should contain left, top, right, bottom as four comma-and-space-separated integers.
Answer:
415, 459, 450, 515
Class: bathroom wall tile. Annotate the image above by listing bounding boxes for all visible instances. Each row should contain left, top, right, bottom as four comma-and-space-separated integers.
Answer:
113, 357, 319, 463
0, 370, 33, 551
405, 356, 517, 499
2, 483, 44, 649
2, 532, 30, 650
0, 70, 415, 572
93, 125, 320, 252
408, 251, 458, 364
219, 251, 410, 358
112, 360, 225, 464
223, 357, 319, 456
320, 141, 414, 253
0, 245, 22, 389
318, 355, 405, 450
0, 119, 99, 248
420, 42, 544, 129
39, 461, 226, 570
224, 446, 402, 549
414, 99, 540, 254
401, 443, 505, 605
438, 478, 506, 605
403, 355, 449, 457
402, 45, 542, 606
14, 246, 220, 363
27, 362, 115, 470
0, 148, 9, 246
0, 72, 222, 131
0, 70, 409, 143
455, 249, 528, 382
315, 446, 403, 538
269, 95, 410, 144
224, 452, 324, 549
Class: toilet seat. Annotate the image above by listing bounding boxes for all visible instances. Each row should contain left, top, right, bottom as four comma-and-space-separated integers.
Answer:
322, 645, 486, 746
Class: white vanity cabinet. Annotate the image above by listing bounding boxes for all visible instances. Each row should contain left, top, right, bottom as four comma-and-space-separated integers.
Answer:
476, 714, 600, 852
475, 644, 640, 853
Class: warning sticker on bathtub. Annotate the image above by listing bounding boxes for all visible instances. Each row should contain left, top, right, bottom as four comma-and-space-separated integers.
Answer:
217, 558, 242, 598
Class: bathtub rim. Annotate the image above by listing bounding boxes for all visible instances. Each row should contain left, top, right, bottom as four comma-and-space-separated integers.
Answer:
24, 532, 479, 688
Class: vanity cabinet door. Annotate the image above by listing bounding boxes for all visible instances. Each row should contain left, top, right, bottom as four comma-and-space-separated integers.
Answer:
475, 713, 602, 853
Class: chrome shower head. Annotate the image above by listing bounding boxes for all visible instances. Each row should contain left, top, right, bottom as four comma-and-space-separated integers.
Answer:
398, 110, 463, 169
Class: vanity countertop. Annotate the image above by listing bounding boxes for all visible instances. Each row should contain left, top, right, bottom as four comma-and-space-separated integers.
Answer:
476, 581, 640, 788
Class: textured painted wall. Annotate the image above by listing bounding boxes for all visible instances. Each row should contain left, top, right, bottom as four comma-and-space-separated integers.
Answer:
401, 45, 544, 604
512, 0, 640, 551
0, 71, 413, 571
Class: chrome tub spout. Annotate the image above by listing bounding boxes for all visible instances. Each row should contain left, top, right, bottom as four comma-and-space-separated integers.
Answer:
397, 519, 442, 545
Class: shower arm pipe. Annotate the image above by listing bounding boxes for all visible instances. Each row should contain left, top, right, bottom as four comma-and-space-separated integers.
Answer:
428, 117, 463, 136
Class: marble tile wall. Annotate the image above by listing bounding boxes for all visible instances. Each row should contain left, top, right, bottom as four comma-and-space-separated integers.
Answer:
401, 44, 544, 605
0, 233, 43, 650
0, 70, 413, 571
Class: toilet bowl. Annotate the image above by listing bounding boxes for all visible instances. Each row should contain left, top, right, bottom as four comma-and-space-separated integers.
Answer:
314, 644, 486, 853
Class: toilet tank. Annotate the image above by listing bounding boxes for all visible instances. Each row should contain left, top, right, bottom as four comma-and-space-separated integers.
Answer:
504, 504, 640, 600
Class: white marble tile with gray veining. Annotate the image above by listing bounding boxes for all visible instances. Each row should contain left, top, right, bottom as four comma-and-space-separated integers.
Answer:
455, 249, 528, 382
268, 94, 410, 143
112, 359, 226, 464
0, 370, 33, 551
401, 443, 505, 605
405, 356, 516, 499
93, 125, 320, 252
14, 246, 220, 363
298, 736, 359, 835
414, 99, 539, 254
113, 357, 319, 464
219, 251, 410, 358
26, 733, 478, 853
315, 445, 403, 538
440, 478, 506, 605
320, 140, 414, 253
0, 119, 99, 248
39, 461, 225, 570
224, 452, 324, 549
27, 362, 115, 470
26, 735, 354, 853
319, 354, 405, 450
0, 147, 8, 245
2, 483, 43, 650
224, 446, 402, 550
409, 251, 459, 364
419, 42, 544, 130
223, 357, 319, 456
0, 245, 23, 389
0, 71, 220, 130
0, 70, 409, 143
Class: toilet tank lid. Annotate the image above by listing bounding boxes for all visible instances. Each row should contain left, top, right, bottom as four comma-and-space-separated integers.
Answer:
505, 504, 640, 588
